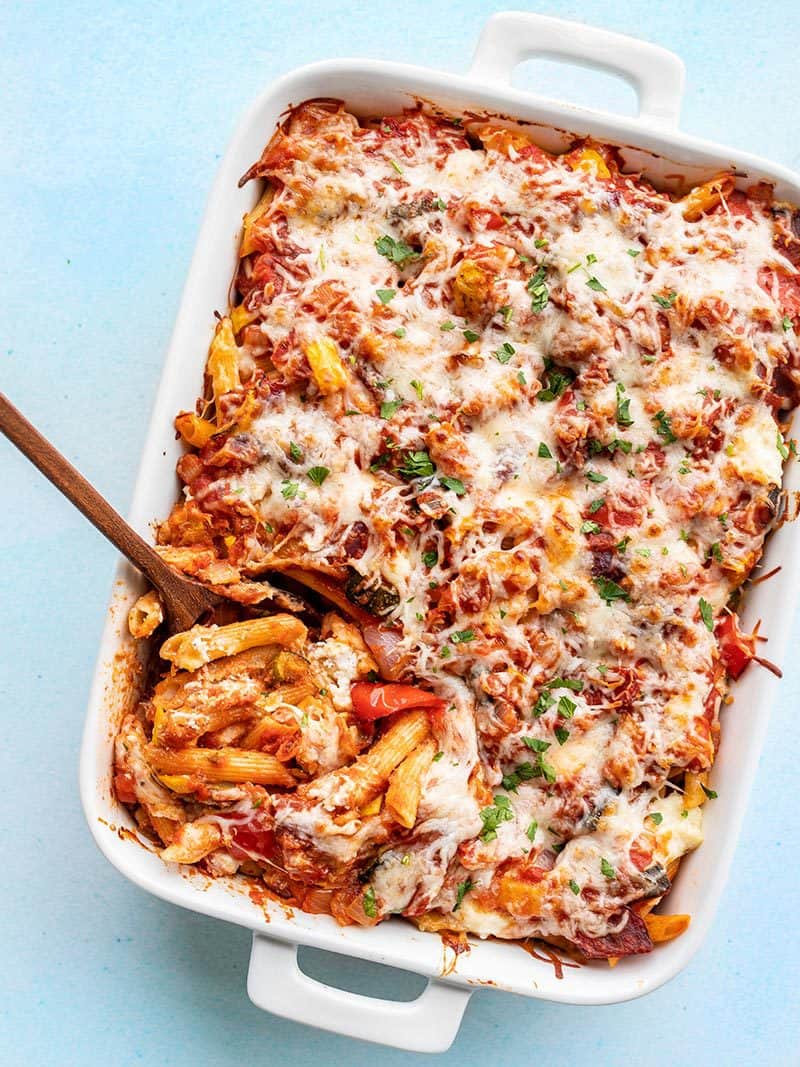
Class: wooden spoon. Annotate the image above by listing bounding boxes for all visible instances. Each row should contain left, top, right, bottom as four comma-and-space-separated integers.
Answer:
0, 392, 222, 633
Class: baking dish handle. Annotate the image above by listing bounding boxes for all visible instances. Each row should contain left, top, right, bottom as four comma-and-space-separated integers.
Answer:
469, 12, 685, 129
247, 934, 472, 1052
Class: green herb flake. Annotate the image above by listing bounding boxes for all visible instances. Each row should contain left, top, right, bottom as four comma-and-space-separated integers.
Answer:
586, 275, 607, 293
526, 819, 539, 841
527, 265, 549, 314
451, 629, 475, 643
538, 442, 553, 459
376, 288, 397, 304
499, 305, 514, 324
648, 812, 663, 826
777, 432, 790, 460
653, 291, 677, 310
532, 690, 556, 717
453, 878, 474, 911
463, 329, 480, 343
554, 725, 570, 745
380, 398, 403, 420
586, 470, 607, 484
440, 475, 466, 496
440, 320, 456, 331
399, 450, 436, 480
653, 410, 677, 444
432, 751, 444, 762
708, 541, 723, 563
288, 441, 303, 462
281, 480, 299, 500
699, 596, 714, 631
581, 519, 601, 534
615, 382, 634, 427
389, 158, 403, 175
375, 234, 419, 267
627, 248, 641, 257
422, 550, 438, 568
701, 784, 718, 799
589, 497, 605, 513
363, 886, 378, 918
600, 858, 616, 879
479, 796, 515, 841
307, 465, 330, 487
393, 327, 406, 338
782, 315, 792, 331
594, 577, 630, 605
557, 695, 577, 719
493, 342, 515, 364
569, 879, 581, 895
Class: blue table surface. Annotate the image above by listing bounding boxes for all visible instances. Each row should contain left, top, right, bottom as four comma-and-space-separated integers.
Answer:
3, 1, 799, 1063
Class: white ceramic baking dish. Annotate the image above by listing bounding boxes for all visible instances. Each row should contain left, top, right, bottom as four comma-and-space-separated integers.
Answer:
79, 12, 800, 1052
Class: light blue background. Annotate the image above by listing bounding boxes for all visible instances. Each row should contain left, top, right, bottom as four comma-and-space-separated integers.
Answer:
2, 2, 799, 1063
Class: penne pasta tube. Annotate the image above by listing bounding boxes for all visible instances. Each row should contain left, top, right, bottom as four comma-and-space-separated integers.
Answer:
160, 614, 307, 671
680, 173, 735, 221
128, 589, 164, 639
174, 411, 218, 448
302, 336, 348, 395
385, 739, 437, 829
683, 770, 710, 809
643, 913, 691, 943
207, 317, 241, 422
339, 709, 431, 809
146, 745, 297, 787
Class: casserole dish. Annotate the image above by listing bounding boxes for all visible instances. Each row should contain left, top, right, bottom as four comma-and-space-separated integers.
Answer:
80, 12, 800, 1052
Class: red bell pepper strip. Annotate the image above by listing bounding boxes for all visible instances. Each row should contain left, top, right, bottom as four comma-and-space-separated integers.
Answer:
350, 682, 446, 721
715, 612, 756, 680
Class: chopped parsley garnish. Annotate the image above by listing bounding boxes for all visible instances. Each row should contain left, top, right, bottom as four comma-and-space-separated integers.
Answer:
534, 238, 548, 249
701, 784, 718, 799
589, 497, 605, 513
493, 342, 515, 364
699, 597, 714, 631
557, 695, 576, 719
615, 382, 633, 427
410, 379, 424, 400
653, 410, 677, 444
569, 879, 582, 895
532, 690, 556, 717
782, 315, 792, 331
521, 737, 557, 782
281, 480, 299, 499
434, 196, 447, 211
526, 819, 539, 841
538, 442, 553, 459
777, 431, 790, 460
708, 541, 723, 563
440, 320, 456, 331
307, 465, 330, 486
422, 550, 438, 568
616, 536, 631, 552
463, 329, 480, 343
479, 795, 514, 841
648, 812, 663, 826
288, 441, 303, 462
375, 234, 419, 267
432, 751, 444, 762
376, 288, 396, 304
502, 762, 536, 792
627, 248, 641, 257
594, 577, 630, 605
600, 858, 616, 879
363, 886, 378, 917
499, 305, 513, 324
453, 878, 474, 911
527, 265, 549, 313
389, 158, 403, 174
653, 291, 677, 309
537, 359, 574, 402
581, 519, 601, 534
440, 475, 466, 496
380, 398, 403, 420
393, 327, 406, 338
451, 629, 474, 643
398, 450, 435, 480
586, 470, 607, 484
586, 276, 607, 293
543, 678, 584, 692
554, 725, 570, 745
517, 370, 527, 385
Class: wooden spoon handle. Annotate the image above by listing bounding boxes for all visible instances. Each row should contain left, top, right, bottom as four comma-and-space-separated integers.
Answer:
1, 392, 179, 594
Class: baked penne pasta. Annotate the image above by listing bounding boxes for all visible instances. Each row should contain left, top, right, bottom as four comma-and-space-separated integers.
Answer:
159, 615, 307, 670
